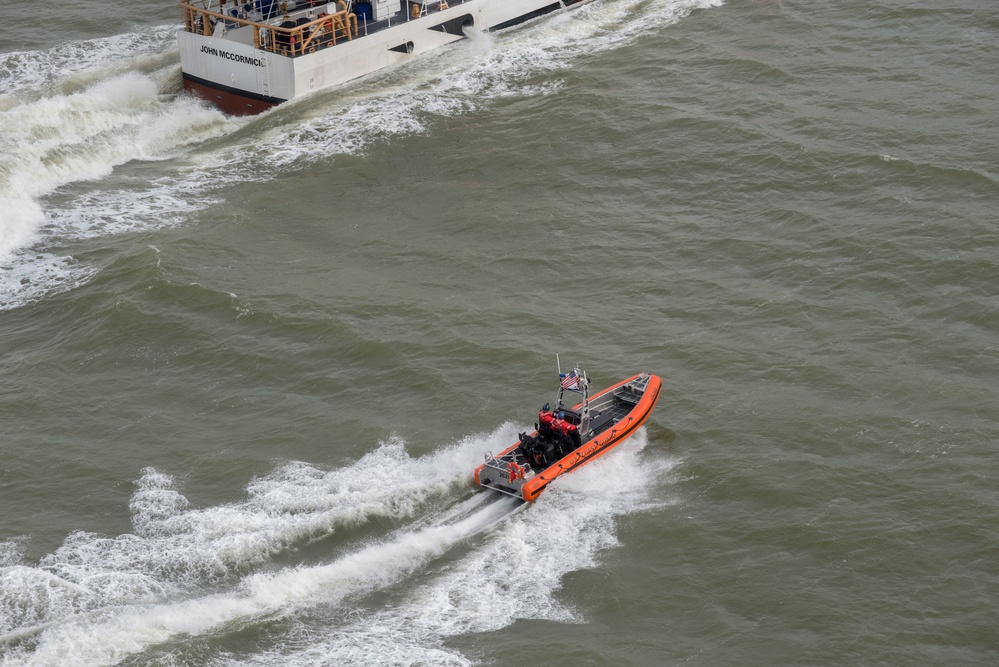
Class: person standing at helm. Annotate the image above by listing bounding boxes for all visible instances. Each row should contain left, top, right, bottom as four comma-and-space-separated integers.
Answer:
552, 411, 578, 455
538, 403, 555, 441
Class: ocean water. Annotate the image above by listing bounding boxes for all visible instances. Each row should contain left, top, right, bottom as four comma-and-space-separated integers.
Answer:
1, 0, 997, 665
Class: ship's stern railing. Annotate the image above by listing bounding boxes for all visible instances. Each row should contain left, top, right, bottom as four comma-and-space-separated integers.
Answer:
180, 1, 358, 56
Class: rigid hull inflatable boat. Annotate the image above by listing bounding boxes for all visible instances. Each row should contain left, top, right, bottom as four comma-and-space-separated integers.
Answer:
474, 368, 662, 502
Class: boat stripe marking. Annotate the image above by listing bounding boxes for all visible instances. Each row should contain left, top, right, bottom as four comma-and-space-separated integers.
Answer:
561, 384, 660, 474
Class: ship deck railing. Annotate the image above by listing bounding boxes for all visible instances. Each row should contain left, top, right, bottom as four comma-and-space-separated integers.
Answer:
179, 0, 462, 58
181, 1, 359, 56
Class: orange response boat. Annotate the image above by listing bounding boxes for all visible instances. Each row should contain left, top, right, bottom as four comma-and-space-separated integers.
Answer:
474, 366, 662, 502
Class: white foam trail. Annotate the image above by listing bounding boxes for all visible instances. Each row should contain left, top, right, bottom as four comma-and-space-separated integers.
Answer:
6, 491, 519, 667
0, 429, 516, 643
0, 540, 26, 568
0, 252, 99, 311
0, 425, 676, 666
1, 426, 677, 665
0, 24, 235, 308
0, 26, 178, 102
0, 71, 227, 253
230, 432, 682, 667
0, 70, 232, 308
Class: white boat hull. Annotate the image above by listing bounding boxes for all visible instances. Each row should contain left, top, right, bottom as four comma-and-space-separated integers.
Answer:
179, 0, 572, 114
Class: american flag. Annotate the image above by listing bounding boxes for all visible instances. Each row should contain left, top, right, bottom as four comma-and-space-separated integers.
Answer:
561, 370, 580, 390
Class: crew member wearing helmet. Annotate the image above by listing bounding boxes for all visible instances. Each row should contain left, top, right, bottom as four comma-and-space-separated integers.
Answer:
538, 403, 555, 441
551, 411, 578, 457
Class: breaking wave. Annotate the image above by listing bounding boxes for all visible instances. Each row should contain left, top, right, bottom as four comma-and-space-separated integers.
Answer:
0, 26, 179, 102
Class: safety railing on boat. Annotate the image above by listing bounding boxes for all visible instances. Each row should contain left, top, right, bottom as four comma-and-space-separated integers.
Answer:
180, 1, 358, 57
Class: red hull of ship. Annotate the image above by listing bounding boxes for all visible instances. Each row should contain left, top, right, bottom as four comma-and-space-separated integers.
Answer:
182, 78, 277, 116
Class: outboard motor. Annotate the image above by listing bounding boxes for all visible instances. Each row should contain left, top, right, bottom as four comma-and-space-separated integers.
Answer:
517, 432, 536, 463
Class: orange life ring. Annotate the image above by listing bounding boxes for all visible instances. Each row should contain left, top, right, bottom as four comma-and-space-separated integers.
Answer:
507, 461, 525, 482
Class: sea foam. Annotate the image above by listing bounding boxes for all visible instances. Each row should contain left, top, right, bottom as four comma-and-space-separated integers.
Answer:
1, 427, 678, 667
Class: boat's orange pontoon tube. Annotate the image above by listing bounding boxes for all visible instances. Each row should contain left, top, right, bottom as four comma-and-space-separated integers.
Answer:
474, 370, 662, 502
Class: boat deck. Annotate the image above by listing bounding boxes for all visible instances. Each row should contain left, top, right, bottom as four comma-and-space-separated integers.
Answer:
180, 0, 470, 59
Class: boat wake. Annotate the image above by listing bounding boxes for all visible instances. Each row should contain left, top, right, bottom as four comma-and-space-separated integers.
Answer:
0, 31, 234, 309
0, 0, 721, 311
0, 427, 677, 666
0, 26, 180, 103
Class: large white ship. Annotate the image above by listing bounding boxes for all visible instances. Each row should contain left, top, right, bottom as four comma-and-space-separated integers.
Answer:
178, 0, 586, 115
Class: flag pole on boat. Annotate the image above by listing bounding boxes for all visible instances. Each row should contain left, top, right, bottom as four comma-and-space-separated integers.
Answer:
554, 353, 563, 409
